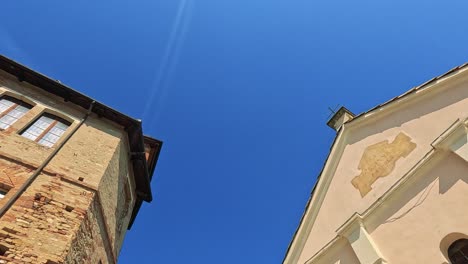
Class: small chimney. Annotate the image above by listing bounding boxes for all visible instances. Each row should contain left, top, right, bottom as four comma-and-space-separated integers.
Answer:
327, 107, 355, 131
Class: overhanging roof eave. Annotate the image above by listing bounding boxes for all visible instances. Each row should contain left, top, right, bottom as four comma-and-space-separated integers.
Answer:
0, 54, 158, 223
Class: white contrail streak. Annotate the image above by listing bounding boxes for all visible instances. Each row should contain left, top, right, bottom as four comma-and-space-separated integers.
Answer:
142, 0, 194, 127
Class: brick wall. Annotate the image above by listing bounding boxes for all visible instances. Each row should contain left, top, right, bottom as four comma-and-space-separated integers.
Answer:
0, 70, 137, 263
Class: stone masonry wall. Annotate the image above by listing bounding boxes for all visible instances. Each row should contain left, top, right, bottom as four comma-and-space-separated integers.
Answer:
0, 171, 96, 263
0, 69, 138, 263
99, 140, 136, 257
63, 197, 112, 264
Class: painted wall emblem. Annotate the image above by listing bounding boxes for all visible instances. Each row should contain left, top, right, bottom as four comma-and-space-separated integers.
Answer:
351, 132, 416, 197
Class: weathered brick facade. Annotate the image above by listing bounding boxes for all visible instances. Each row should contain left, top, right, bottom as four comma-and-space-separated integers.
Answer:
0, 56, 161, 264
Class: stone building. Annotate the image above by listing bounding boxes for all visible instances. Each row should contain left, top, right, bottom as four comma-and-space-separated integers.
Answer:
284, 64, 468, 264
0, 55, 162, 264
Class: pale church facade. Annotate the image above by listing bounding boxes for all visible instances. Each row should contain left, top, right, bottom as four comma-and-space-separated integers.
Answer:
284, 64, 468, 264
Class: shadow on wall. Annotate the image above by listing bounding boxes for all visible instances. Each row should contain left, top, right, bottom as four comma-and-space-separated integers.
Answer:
312, 237, 360, 264
363, 151, 468, 262
438, 154, 468, 194
367, 152, 468, 231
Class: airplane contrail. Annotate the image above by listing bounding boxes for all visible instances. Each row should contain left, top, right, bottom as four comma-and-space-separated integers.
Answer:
142, 0, 194, 126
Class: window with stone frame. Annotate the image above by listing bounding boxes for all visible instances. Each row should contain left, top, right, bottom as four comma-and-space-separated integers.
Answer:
0, 95, 32, 130
20, 113, 71, 147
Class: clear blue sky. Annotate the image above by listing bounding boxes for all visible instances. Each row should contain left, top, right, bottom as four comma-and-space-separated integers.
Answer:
1, 1, 468, 263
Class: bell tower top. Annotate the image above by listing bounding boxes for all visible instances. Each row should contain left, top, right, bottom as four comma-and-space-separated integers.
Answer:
326, 106, 355, 131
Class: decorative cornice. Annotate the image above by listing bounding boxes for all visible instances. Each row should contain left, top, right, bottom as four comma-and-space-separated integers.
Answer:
335, 213, 364, 238
431, 117, 468, 149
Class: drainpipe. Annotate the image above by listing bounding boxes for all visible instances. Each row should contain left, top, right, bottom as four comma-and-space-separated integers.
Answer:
0, 101, 96, 218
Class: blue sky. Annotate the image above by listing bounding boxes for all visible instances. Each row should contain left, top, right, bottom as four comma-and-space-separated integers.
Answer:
1, 1, 468, 263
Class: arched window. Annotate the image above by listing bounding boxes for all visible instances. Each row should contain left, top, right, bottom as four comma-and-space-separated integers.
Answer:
21, 113, 71, 147
448, 239, 468, 264
0, 96, 32, 129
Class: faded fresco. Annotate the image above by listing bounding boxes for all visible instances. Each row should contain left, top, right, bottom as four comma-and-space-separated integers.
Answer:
352, 132, 417, 197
